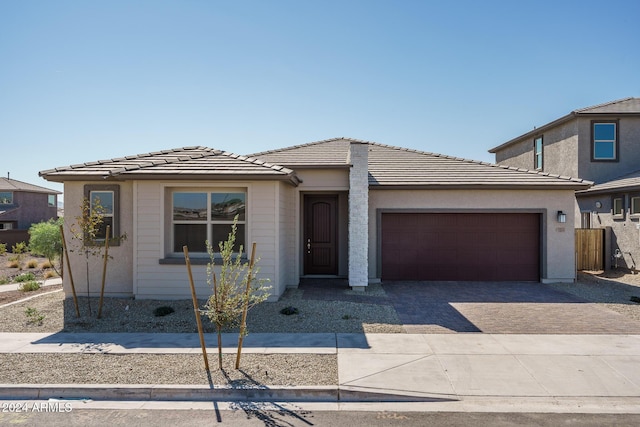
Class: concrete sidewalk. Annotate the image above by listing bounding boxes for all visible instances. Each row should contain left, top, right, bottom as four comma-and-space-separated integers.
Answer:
1, 332, 640, 411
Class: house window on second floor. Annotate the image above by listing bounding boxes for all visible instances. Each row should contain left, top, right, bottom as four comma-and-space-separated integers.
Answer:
612, 195, 624, 219
0, 192, 13, 205
592, 121, 618, 161
534, 136, 543, 170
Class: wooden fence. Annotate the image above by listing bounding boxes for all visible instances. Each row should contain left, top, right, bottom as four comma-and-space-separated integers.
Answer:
575, 228, 604, 271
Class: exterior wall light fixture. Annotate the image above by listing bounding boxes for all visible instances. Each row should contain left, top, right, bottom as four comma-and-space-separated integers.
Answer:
557, 211, 567, 223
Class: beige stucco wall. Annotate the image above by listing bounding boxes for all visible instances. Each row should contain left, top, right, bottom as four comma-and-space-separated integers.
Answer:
59, 179, 288, 302
61, 181, 134, 298
295, 168, 350, 277
132, 180, 284, 301
369, 188, 578, 283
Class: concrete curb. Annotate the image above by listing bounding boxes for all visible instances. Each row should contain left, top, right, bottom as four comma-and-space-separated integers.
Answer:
0, 384, 452, 403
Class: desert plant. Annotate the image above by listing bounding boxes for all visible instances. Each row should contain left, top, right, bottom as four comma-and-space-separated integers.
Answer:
25, 307, 45, 325
44, 270, 58, 279
10, 242, 27, 269
18, 281, 41, 292
40, 260, 53, 269
15, 272, 36, 282
0, 276, 9, 285
7, 260, 20, 269
201, 217, 270, 369
29, 218, 63, 276
0, 242, 6, 255
26, 259, 38, 269
153, 306, 175, 317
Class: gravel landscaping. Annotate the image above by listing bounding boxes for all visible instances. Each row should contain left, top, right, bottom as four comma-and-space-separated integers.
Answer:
2, 266, 640, 387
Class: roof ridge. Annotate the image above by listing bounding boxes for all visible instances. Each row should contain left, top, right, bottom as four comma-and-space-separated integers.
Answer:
220, 151, 295, 175
574, 97, 635, 113
249, 137, 375, 157
106, 147, 221, 177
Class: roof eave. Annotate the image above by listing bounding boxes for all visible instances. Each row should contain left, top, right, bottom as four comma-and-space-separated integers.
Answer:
370, 183, 592, 191
488, 112, 576, 154
39, 172, 301, 186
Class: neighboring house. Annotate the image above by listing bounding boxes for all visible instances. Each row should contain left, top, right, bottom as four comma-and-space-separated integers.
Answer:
40, 138, 590, 301
0, 177, 61, 247
489, 97, 640, 270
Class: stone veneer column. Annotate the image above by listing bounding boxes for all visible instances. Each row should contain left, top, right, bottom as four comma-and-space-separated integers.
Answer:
347, 141, 369, 291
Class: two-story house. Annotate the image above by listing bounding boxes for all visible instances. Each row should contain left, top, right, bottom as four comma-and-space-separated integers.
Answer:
0, 176, 61, 248
489, 97, 640, 271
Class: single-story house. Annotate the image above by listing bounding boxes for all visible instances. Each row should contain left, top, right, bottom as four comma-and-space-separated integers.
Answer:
40, 138, 592, 301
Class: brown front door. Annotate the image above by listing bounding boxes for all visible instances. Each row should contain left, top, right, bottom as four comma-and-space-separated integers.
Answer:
304, 195, 338, 275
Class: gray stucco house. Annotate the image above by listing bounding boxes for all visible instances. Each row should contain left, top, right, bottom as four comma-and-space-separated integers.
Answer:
40, 138, 590, 301
0, 177, 61, 247
490, 97, 640, 270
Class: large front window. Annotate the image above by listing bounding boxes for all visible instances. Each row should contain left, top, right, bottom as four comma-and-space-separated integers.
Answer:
172, 191, 246, 253
592, 121, 618, 160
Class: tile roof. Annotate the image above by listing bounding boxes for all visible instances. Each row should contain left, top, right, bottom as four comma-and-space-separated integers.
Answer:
40, 146, 301, 185
577, 169, 640, 195
489, 97, 640, 153
0, 177, 61, 194
252, 138, 592, 189
574, 97, 640, 114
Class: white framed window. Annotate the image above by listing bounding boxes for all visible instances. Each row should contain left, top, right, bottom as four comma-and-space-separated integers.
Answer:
612, 195, 624, 219
84, 184, 120, 244
90, 190, 114, 240
171, 190, 246, 253
534, 136, 543, 170
592, 121, 618, 161
48, 194, 56, 207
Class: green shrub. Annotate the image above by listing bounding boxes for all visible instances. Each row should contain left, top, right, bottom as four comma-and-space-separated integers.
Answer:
0, 243, 6, 255
15, 272, 36, 282
25, 307, 45, 325
11, 241, 27, 254
0, 276, 9, 285
18, 281, 41, 292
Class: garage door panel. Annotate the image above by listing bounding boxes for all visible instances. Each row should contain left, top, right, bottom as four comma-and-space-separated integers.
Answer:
381, 213, 540, 281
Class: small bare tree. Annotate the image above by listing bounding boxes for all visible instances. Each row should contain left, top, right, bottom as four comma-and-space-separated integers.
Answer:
202, 217, 270, 369
68, 197, 125, 316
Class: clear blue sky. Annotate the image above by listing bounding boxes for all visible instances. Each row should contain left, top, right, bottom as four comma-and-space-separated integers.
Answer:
1, 0, 638, 198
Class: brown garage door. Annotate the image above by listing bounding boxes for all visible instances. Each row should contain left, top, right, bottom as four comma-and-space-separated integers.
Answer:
381, 213, 540, 281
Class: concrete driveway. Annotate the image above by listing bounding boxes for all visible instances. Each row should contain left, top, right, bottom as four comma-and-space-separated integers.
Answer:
382, 281, 640, 334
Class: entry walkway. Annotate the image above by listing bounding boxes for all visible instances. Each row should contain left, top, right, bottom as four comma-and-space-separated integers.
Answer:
1, 332, 640, 406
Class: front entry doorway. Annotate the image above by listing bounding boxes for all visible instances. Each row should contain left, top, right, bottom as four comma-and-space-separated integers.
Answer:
304, 194, 338, 275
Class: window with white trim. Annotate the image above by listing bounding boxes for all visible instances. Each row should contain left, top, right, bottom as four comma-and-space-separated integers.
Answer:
172, 191, 246, 253
612, 195, 624, 219
534, 136, 543, 170
84, 184, 120, 245
592, 121, 618, 161
90, 190, 114, 240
